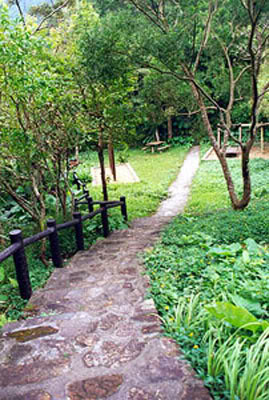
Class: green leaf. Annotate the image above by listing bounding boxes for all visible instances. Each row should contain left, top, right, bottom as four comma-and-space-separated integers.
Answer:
206, 302, 258, 332
0, 314, 8, 328
228, 242, 242, 253
242, 250, 250, 264
261, 320, 269, 330
0, 267, 5, 282
244, 238, 260, 255
231, 294, 264, 317
9, 278, 18, 288
208, 247, 233, 256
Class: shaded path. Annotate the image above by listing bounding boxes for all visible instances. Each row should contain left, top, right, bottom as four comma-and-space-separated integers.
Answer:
0, 146, 211, 400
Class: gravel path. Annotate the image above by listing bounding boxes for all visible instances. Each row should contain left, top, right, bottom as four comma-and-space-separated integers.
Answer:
156, 146, 200, 216
0, 146, 211, 400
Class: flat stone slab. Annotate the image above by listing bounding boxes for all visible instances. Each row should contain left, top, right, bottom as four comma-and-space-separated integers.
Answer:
0, 147, 211, 399
91, 163, 140, 185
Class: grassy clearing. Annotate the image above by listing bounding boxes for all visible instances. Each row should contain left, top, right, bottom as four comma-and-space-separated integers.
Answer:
78, 146, 189, 221
144, 156, 269, 400
186, 157, 269, 214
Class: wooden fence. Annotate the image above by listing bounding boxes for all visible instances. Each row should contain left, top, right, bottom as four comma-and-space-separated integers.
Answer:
0, 179, 127, 300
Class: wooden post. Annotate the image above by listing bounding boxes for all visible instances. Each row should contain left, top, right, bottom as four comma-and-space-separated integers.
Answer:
261, 126, 264, 153
73, 173, 81, 190
10, 229, 32, 300
87, 196, 94, 213
101, 207, 109, 238
47, 219, 63, 268
98, 132, 108, 201
73, 212, 84, 251
239, 125, 242, 142
120, 196, 128, 221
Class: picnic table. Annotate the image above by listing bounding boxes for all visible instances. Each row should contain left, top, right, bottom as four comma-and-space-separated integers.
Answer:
143, 141, 171, 153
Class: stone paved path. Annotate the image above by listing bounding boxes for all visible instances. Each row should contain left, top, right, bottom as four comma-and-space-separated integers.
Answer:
0, 146, 211, 400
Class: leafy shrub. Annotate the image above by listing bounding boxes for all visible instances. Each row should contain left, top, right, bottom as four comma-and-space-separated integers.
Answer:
144, 233, 269, 399
116, 143, 130, 163
144, 155, 269, 399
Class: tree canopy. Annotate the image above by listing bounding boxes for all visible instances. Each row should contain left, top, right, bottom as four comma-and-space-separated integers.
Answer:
1, 0, 269, 213
79, 0, 269, 209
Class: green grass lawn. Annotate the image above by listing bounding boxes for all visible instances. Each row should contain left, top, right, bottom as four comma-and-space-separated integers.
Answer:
144, 155, 269, 400
186, 157, 269, 214
77, 146, 189, 221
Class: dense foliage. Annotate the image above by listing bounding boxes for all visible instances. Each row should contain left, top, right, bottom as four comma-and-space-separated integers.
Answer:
144, 158, 269, 399
79, 0, 269, 209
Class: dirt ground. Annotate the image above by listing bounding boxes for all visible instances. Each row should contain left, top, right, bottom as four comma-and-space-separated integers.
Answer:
91, 162, 140, 185
203, 143, 269, 160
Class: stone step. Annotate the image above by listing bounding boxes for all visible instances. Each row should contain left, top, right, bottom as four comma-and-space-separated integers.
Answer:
0, 147, 212, 400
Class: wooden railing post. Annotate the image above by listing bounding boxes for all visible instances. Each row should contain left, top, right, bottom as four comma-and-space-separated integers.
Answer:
47, 219, 63, 268
73, 212, 84, 251
73, 173, 81, 190
10, 229, 32, 300
101, 207, 109, 238
87, 196, 94, 213
120, 196, 128, 221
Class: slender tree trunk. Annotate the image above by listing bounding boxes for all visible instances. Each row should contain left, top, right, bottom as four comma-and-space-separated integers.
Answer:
189, 80, 252, 210
0, 222, 5, 247
98, 129, 108, 201
108, 136, 116, 181
155, 127, 160, 141
167, 116, 173, 139
75, 145, 79, 162
34, 178, 49, 266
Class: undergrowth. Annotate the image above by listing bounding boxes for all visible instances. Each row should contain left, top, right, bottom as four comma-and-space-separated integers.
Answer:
144, 157, 269, 400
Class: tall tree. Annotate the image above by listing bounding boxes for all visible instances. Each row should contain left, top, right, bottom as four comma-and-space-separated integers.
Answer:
47, 0, 141, 200
81, 0, 269, 209
0, 4, 79, 231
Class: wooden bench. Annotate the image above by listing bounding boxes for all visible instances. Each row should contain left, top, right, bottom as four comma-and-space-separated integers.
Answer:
69, 159, 79, 168
226, 147, 240, 158
157, 145, 171, 152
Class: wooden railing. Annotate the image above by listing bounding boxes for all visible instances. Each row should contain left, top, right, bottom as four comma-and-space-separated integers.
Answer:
0, 184, 127, 300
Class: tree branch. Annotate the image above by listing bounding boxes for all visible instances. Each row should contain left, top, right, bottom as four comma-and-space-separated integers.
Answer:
193, 0, 218, 73
14, 0, 26, 25
128, 0, 167, 33
32, 0, 70, 34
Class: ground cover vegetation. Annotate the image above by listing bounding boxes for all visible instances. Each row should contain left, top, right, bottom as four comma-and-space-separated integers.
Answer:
144, 157, 269, 399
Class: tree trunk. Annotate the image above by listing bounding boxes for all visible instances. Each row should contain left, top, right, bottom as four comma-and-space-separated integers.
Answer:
0, 222, 5, 247
155, 127, 160, 141
189, 80, 252, 210
108, 137, 116, 181
75, 145, 79, 161
167, 116, 173, 139
98, 130, 108, 201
